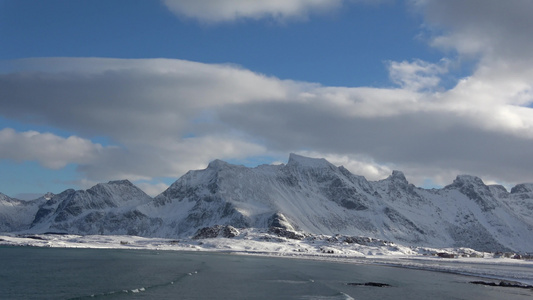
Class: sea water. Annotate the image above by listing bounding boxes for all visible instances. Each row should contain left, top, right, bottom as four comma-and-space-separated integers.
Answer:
1, 246, 532, 299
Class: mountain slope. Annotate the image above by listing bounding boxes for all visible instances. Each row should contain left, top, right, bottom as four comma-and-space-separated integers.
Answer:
0, 193, 47, 231
1, 154, 532, 252
29, 180, 157, 235
146, 153, 532, 252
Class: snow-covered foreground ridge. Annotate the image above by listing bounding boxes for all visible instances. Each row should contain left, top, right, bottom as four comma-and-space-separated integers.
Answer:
1, 153, 532, 253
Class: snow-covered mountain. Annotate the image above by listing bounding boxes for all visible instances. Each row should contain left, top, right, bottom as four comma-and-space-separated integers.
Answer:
29, 180, 156, 236
1, 154, 532, 252
0, 192, 47, 232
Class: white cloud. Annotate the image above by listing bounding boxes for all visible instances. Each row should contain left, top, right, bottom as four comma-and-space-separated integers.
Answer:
76, 135, 267, 181
0, 128, 104, 169
439, 74, 533, 139
162, 0, 343, 23
296, 151, 393, 181
410, 0, 533, 140
388, 59, 449, 91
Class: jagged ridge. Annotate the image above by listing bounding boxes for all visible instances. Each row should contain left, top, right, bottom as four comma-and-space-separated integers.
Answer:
1, 153, 532, 252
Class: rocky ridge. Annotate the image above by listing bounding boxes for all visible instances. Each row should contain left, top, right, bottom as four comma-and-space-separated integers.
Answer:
1, 154, 532, 253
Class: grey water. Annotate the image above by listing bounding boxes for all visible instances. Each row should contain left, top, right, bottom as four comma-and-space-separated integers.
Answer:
1, 246, 532, 300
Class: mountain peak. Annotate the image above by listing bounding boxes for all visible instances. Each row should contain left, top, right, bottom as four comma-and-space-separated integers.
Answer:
207, 159, 230, 169
510, 183, 533, 194
389, 170, 407, 182
88, 180, 137, 193
107, 179, 134, 186
452, 175, 485, 186
287, 153, 333, 168
0, 192, 12, 202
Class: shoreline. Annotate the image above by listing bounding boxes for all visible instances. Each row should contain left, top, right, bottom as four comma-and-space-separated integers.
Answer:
233, 252, 533, 286
2, 232, 532, 286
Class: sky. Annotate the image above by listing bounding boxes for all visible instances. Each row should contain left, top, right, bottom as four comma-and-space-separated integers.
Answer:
1, 0, 533, 199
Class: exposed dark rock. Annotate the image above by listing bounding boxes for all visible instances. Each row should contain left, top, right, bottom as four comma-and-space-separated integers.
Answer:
448, 222, 510, 253
268, 213, 294, 231
107, 179, 134, 186
348, 282, 391, 287
268, 227, 305, 240
384, 207, 425, 235
31, 208, 54, 226
470, 281, 533, 289
447, 175, 496, 211
323, 177, 369, 211
342, 236, 393, 247
192, 225, 240, 239
320, 247, 335, 254
437, 252, 455, 258
340, 199, 367, 210
511, 183, 533, 194
326, 235, 340, 243
221, 225, 240, 238
193, 226, 220, 239
20, 235, 46, 240
389, 170, 407, 183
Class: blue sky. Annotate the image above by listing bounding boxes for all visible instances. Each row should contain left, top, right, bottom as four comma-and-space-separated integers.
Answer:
1, 0, 438, 86
1, 0, 533, 198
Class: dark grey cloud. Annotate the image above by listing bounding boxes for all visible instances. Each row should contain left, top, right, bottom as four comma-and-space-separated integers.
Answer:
416, 0, 533, 60
218, 97, 533, 185
0, 58, 292, 146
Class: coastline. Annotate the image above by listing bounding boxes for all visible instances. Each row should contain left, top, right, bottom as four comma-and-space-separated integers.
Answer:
2, 232, 532, 286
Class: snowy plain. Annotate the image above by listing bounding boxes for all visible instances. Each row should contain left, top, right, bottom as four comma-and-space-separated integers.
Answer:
2, 229, 532, 286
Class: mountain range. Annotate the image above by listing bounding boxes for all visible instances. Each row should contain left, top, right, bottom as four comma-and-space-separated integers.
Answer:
1, 154, 532, 252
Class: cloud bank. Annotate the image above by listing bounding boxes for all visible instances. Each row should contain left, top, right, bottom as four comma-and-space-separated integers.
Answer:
2, 52, 533, 189
1, 0, 533, 192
